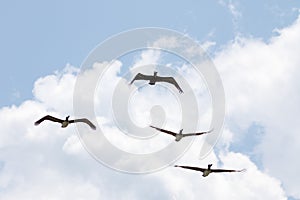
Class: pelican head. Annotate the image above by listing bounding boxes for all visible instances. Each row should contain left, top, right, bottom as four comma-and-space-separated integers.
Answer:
208, 164, 213, 170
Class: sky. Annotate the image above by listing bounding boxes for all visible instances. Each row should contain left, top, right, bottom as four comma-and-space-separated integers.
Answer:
1, 0, 300, 199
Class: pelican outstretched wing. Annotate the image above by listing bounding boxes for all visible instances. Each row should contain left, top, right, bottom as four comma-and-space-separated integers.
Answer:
34, 115, 63, 125
70, 118, 96, 130
156, 76, 183, 93
174, 165, 206, 172
130, 73, 152, 84
183, 129, 213, 137
149, 125, 176, 136
211, 168, 246, 173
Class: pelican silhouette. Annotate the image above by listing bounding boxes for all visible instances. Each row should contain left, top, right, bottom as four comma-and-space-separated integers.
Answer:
34, 115, 96, 130
130, 71, 183, 93
150, 125, 212, 142
175, 164, 246, 177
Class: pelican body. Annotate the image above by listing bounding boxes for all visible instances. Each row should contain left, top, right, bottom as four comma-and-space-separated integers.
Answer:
175, 129, 184, 142
202, 164, 213, 177
61, 116, 70, 128
149, 71, 158, 85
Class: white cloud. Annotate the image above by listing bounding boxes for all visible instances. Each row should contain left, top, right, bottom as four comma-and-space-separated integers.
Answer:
0, 65, 287, 200
200, 40, 217, 52
3, 14, 300, 198
33, 64, 78, 114
218, 0, 242, 33
214, 14, 300, 199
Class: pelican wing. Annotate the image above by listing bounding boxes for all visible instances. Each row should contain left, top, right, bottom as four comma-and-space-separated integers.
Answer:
156, 76, 183, 93
211, 168, 246, 173
70, 118, 96, 130
130, 73, 152, 84
183, 129, 213, 137
174, 165, 205, 172
149, 125, 176, 136
34, 115, 63, 125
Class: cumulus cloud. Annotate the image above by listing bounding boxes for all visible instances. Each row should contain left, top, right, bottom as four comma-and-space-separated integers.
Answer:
214, 13, 300, 199
2, 14, 300, 199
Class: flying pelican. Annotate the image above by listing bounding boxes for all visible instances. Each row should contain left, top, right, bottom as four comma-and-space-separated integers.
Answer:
149, 125, 212, 142
130, 71, 183, 93
175, 164, 246, 177
34, 115, 96, 130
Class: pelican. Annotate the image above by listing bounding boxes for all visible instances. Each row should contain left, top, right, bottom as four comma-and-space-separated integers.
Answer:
149, 125, 212, 142
130, 71, 183, 93
34, 115, 96, 130
175, 164, 246, 177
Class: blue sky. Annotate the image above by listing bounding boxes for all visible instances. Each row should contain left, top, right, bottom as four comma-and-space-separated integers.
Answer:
1, 1, 300, 199
0, 0, 299, 107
